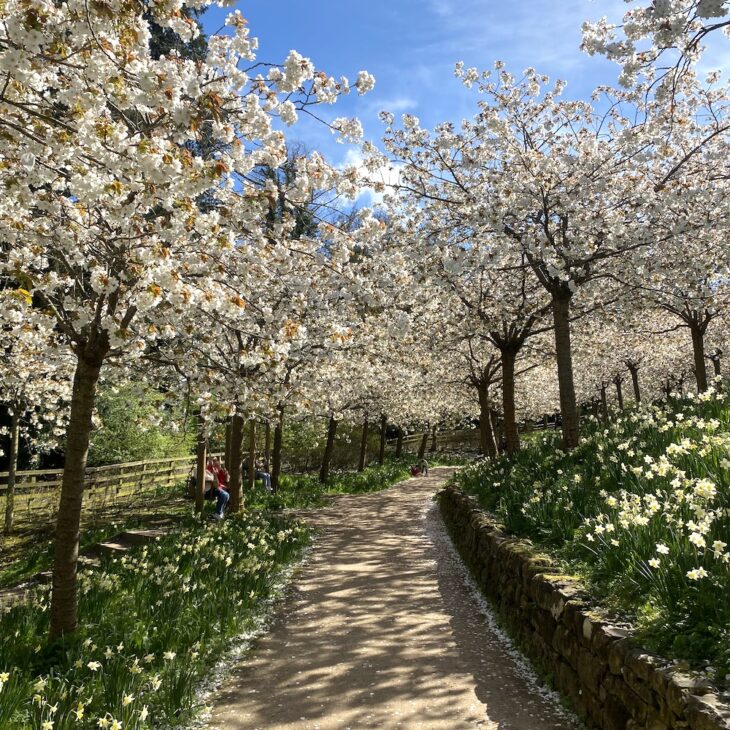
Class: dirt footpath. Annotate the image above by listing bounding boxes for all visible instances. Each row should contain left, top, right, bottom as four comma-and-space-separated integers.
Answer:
208, 467, 580, 729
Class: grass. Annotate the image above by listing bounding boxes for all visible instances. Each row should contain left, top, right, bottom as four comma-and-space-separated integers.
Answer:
0, 485, 191, 589
453, 384, 730, 687
246, 454, 471, 511
2, 452, 471, 588
0, 511, 309, 729
0, 453, 472, 727
246, 459, 413, 511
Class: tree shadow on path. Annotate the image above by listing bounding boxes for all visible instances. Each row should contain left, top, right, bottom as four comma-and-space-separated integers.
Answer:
208, 467, 580, 729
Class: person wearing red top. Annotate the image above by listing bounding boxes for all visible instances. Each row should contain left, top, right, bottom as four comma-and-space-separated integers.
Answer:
212, 457, 229, 491
204, 457, 229, 519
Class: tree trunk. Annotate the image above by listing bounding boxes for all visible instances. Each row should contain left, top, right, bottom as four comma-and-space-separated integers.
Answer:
615, 378, 624, 410
600, 384, 608, 421
358, 417, 369, 472
264, 422, 272, 471
194, 416, 207, 514
429, 424, 437, 452
228, 413, 244, 512
3, 411, 20, 536
395, 428, 404, 458
271, 411, 283, 494
224, 419, 232, 472
247, 421, 256, 491
500, 348, 520, 454
319, 415, 337, 484
711, 356, 721, 376
691, 326, 708, 392
49, 355, 104, 640
490, 409, 502, 449
379, 413, 387, 465
417, 430, 429, 460
477, 382, 497, 460
628, 366, 641, 403
552, 294, 579, 450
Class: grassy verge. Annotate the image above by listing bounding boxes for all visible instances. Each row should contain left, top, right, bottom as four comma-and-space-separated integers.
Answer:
246, 459, 412, 511
453, 385, 730, 687
0, 511, 308, 729
2, 453, 471, 588
246, 454, 469, 511
0, 487, 191, 589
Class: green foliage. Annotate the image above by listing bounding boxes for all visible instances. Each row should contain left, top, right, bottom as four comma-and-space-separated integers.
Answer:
88, 383, 194, 467
0, 512, 308, 728
247, 459, 412, 511
453, 386, 730, 685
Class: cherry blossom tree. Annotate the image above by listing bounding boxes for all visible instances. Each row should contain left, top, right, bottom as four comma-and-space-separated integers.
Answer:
0, 0, 373, 638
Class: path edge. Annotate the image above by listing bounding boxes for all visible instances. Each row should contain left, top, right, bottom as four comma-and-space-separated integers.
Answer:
437, 484, 730, 730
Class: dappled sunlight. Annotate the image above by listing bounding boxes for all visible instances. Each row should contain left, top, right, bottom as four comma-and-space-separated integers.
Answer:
208, 468, 576, 729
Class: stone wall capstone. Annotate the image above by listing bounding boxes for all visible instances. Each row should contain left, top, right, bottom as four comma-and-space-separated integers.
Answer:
438, 485, 730, 730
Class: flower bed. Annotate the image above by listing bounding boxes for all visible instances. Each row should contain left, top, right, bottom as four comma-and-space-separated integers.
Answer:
0, 513, 309, 728
454, 387, 730, 690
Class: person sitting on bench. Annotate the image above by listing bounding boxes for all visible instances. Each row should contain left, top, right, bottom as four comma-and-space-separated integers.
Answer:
243, 458, 273, 492
204, 457, 229, 519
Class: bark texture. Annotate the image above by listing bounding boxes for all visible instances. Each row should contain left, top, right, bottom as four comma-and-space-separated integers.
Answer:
500, 349, 520, 454
552, 294, 579, 449
195, 417, 207, 514
614, 377, 624, 410
379, 414, 387, 466
264, 422, 272, 471
358, 417, 369, 472
271, 412, 283, 494
417, 431, 429, 460
319, 415, 337, 484
247, 421, 256, 491
224, 419, 232, 473
691, 325, 708, 392
628, 365, 641, 403
3, 411, 20, 536
429, 424, 437, 452
49, 353, 104, 640
395, 428, 404, 458
228, 413, 245, 512
477, 383, 497, 460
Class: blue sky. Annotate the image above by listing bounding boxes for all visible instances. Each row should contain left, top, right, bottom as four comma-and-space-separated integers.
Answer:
200, 2, 724, 167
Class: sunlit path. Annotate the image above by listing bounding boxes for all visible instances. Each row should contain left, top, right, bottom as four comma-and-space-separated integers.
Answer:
208, 467, 577, 729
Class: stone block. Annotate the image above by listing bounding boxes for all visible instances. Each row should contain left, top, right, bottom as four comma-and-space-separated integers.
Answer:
608, 638, 630, 675
684, 693, 730, 730
577, 645, 607, 696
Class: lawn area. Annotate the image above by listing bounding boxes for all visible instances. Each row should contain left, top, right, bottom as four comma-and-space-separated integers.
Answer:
246, 455, 467, 511
453, 386, 730, 688
0, 486, 193, 589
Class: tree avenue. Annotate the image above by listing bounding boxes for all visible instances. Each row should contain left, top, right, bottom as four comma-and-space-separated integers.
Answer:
0, 0, 729, 702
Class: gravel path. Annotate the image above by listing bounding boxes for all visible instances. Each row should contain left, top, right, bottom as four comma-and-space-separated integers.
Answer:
208, 467, 580, 729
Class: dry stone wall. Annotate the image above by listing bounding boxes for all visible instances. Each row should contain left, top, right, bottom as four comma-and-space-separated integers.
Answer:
438, 485, 730, 730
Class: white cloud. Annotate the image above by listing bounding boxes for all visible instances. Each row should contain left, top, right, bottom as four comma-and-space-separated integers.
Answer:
340, 148, 403, 206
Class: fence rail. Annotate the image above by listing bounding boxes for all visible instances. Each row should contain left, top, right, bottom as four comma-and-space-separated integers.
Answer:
0, 453, 229, 534
0, 428, 478, 532
386, 428, 479, 452
0, 454, 199, 497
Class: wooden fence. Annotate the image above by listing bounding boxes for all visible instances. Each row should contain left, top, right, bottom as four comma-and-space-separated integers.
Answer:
0, 454, 214, 532
386, 428, 479, 453
0, 427, 479, 532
